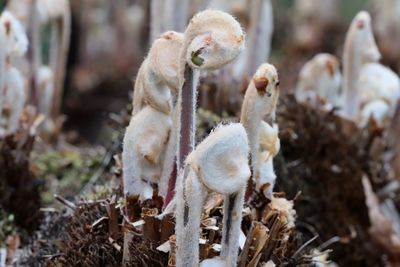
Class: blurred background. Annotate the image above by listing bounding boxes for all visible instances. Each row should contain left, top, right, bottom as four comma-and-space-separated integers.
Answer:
1, 0, 391, 144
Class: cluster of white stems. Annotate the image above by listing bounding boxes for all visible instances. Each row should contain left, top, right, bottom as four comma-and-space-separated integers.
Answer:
295, 10, 400, 128
0, 0, 71, 137
122, 9, 282, 267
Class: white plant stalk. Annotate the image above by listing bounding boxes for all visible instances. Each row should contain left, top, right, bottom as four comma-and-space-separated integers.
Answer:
240, 63, 279, 192
234, 0, 273, 79
175, 123, 250, 267
37, 66, 55, 131
35, 0, 71, 119
295, 53, 341, 109
342, 11, 380, 120
0, 11, 28, 136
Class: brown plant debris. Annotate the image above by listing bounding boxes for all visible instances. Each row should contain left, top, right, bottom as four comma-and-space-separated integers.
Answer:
0, 108, 43, 233
275, 95, 393, 266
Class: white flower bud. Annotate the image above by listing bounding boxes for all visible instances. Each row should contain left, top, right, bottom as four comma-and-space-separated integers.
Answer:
241, 63, 279, 178
181, 10, 245, 72
132, 31, 183, 115
122, 106, 172, 198
295, 53, 341, 109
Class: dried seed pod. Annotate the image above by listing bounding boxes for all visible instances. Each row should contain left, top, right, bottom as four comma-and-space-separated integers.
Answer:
295, 53, 341, 109
342, 11, 380, 119
175, 123, 250, 267
240, 63, 279, 191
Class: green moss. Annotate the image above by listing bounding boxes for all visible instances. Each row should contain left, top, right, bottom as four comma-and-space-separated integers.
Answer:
31, 147, 105, 206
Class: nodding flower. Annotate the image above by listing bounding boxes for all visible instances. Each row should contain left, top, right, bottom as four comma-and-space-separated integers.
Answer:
175, 123, 250, 267
295, 53, 342, 109
240, 63, 279, 194
342, 11, 380, 120
357, 62, 400, 128
165, 10, 245, 206
132, 31, 184, 115
122, 106, 172, 202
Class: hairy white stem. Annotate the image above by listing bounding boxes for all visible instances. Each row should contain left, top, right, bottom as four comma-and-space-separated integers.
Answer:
159, 104, 179, 197
175, 167, 205, 267
240, 63, 279, 187
176, 9, 245, 169
176, 123, 250, 267
220, 188, 245, 267
295, 53, 341, 109
342, 11, 380, 120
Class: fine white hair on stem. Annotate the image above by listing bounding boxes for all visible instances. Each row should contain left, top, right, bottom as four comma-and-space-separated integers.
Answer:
240, 63, 279, 191
165, 9, 245, 206
357, 63, 400, 128
122, 106, 172, 199
176, 123, 250, 267
132, 31, 184, 115
176, 8, 245, 171
295, 53, 342, 109
342, 11, 380, 120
